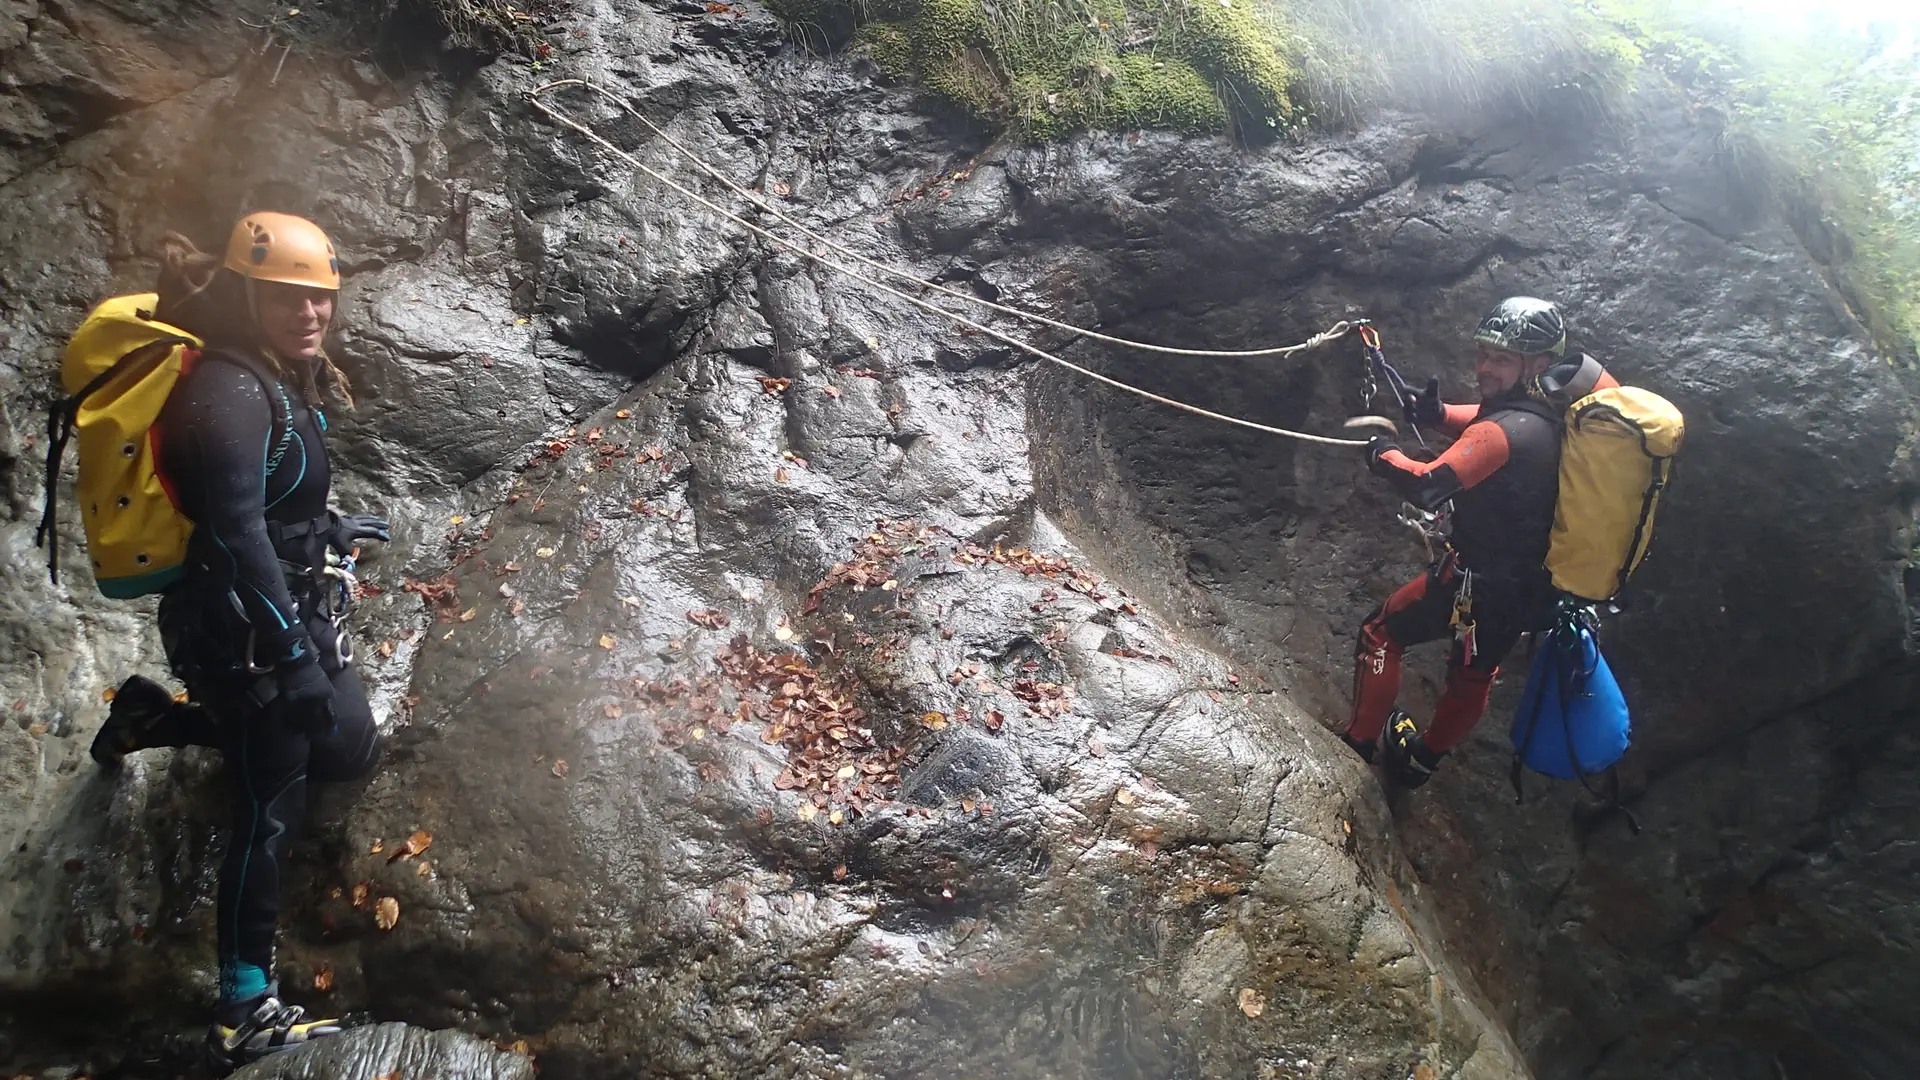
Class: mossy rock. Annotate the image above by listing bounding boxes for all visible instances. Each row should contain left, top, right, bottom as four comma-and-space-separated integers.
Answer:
770, 0, 1297, 140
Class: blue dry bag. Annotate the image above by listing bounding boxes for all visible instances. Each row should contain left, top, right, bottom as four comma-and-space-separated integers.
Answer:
1510, 613, 1630, 780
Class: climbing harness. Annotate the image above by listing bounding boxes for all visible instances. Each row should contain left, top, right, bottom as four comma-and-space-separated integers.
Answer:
534, 79, 1353, 362
527, 82, 1370, 448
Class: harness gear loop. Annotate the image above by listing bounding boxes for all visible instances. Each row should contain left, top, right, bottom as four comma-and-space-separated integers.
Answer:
527, 82, 1370, 448
1450, 565, 1478, 666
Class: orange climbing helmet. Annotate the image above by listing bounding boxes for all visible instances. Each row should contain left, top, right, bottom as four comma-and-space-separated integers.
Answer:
222, 211, 340, 290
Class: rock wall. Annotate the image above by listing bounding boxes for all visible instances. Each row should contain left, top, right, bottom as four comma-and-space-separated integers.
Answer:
1, 1, 1914, 1079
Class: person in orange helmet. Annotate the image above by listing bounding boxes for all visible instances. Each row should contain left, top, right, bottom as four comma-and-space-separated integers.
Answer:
89, 213, 388, 1071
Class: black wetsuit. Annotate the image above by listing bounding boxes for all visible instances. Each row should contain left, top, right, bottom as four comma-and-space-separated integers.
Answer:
147, 346, 377, 1003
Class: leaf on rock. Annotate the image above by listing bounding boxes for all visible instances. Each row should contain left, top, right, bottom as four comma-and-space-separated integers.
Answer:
604, 703, 624, 719
822, 385, 841, 400
797, 802, 819, 822
1115, 786, 1136, 806
378, 640, 396, 658
598, 634, 617, 649
351, 882, 372, 909
833, 864, 848, 881
509, 597, 527, 617
758, 376, 792, 395
1236, 987, 1265, 1018
772, 180, 792, 196
615, 409, 633, 419
459, 607, 477, 622
552, 759, 570, 778
1412, 1066, 1437, 1080
687, 608, 731, 630
374, 896, 400, 932
775, 466, 790, 483
536, 547, 556, 558
368, 838, 385, 856
921, 711, 948, 730
313, 962, 334, 992
388, 830, 433, 862
983, 709, 1005, 732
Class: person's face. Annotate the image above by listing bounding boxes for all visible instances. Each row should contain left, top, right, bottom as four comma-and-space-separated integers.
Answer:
1475, 343, 1551, 398
253, 281, 335, 360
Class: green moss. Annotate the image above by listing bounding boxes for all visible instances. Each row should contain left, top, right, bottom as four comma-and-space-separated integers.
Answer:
1103, 53, 1229, 132
1172, 0, 1295, 130
852, 21, 914, 76
773, 0, 1296, 137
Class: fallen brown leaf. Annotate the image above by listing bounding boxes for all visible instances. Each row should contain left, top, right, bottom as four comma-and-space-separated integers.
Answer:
598, 634, 616, 649
388, 830, 433, 862
552, 759, 570, 778
686, 608, 730, 630
351, 882, 372, 909
1237, 987, 1265, 1018
368, 838, 385, 856
313, 962, 334, 992
374, 896, 400, 931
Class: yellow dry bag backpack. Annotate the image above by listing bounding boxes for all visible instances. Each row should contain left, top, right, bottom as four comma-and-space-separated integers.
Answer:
1545, 385, 1686, 603
35, 294, 203, 598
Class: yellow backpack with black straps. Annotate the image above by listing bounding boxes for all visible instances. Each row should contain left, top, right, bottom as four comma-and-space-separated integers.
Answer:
36, 294, 203, 598
1546, 386, 1686, 603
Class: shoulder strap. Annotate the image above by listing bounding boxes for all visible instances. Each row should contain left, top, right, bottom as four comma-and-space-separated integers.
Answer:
194, 347, 297, 479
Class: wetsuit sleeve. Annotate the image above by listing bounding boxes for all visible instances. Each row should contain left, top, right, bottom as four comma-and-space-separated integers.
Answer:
1373, 419, 1511, 510
1439, 403, 1478, 437
167, 361, 315, 665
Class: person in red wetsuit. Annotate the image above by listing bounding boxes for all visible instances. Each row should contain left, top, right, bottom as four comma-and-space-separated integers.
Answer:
1339, 297, 1618, 787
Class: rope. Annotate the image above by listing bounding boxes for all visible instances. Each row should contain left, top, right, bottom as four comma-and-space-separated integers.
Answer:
531, 80, 1352, 359
527, 83, 1369, 448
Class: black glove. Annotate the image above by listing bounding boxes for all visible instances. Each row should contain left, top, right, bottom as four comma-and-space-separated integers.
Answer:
1409, 377, 1444, 429
275, 655, 337, 736
260, 625, 336, 735
1365, 434, 1401, 477
326, 511, 391, 556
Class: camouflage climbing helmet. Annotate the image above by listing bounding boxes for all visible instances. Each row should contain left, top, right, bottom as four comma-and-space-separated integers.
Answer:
1471, 296, 1567, 358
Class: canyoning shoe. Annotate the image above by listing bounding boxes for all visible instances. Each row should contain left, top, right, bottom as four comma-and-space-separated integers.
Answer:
206, 993, 343, 1073
1384, 710, 1446, 789
89, 674, 177, 768
1337, 729, 1378, 765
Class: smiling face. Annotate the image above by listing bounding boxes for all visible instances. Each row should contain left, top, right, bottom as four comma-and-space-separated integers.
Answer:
1475, 343, 1553, 399
252, 280, 335, 361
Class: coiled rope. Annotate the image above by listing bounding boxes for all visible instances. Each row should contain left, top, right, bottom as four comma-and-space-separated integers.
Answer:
528, 80, 1368, 448
535, 79, 1348, 361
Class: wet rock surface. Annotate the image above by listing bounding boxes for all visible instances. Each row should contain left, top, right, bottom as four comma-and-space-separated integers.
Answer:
227, 1024, 534, 1080
1, 2, 1915, 1080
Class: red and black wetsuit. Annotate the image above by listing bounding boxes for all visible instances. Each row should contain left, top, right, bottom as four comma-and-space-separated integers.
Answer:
1348, 356, 1617, 752
146, 346, 378, 1007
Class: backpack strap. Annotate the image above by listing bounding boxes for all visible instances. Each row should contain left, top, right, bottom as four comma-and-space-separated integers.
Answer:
37, 336, 195, 585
